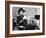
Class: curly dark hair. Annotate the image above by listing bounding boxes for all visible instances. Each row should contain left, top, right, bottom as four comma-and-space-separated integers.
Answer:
18, 8, 25, 14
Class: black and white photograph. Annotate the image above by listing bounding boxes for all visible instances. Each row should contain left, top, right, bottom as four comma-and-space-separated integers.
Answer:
12, 7, 40, 30
10, 4, 43, 34
5, 1, 45, 37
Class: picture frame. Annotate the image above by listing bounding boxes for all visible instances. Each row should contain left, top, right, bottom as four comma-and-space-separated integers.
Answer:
5, 1, 45, 37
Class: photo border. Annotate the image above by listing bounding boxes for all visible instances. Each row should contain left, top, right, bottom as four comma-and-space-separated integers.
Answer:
5, 1, 45, 37
10, 4, 42, 34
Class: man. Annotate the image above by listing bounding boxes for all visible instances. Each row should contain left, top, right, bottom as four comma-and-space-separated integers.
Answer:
16, 8, 27, 30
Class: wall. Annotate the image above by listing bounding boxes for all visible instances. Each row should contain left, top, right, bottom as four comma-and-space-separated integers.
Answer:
0, 0, 46, 38
12, 7, 39, 17
6, 0, 45, 3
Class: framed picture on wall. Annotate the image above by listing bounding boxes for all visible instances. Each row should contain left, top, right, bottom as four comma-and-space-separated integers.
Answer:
5, 1, 45, 37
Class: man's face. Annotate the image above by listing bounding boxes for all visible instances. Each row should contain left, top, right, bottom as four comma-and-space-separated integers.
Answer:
20, 11, 23, 15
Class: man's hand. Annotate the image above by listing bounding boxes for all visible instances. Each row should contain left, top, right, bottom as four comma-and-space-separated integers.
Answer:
20, 20, 23, 23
